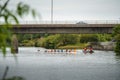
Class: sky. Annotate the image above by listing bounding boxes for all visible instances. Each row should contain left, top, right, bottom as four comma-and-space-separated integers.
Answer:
8, 0, 120, 21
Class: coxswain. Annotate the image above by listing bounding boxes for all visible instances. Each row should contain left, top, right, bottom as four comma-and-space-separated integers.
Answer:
89, 47, 93, 54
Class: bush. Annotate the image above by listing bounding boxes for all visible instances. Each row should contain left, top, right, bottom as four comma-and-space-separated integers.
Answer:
97, 34, 112, 42
115, 40, 120, 55
112, 25, 120, 55
114, 35, 120, 55
80, 34, 99, 43
37, 34, 79, 49
21, 40, 35, 46
59, 34, 79, 46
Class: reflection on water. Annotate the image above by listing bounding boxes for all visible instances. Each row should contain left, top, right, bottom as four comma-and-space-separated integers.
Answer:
1, 66, 25, 80
115, 55, 120, 63
0, 47, 120, 80
3, 76, 25, 80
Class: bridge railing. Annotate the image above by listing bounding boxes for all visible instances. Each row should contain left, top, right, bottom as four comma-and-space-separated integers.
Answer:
0, 20, 120, 24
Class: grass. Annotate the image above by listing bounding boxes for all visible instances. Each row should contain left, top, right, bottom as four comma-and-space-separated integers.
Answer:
58, 43, 89, 49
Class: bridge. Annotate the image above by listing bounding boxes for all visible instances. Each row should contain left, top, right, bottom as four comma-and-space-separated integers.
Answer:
12, 24, 117, 34
11, 20, 120, 34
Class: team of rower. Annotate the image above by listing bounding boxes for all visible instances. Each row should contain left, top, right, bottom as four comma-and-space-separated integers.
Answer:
44, 49, 77, 54
38, 47, 94, 54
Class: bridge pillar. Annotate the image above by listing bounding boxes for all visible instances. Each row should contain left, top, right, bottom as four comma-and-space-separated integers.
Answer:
11, 34, 18, 53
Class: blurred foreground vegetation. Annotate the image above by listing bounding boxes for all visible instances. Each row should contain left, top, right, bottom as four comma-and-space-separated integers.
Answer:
0, 0, 37, 80
0, 0, 37, 55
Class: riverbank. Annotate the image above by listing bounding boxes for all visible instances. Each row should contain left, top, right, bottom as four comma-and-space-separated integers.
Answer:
54, 42, 115, 51
88, 42, 115, 51
58, 43, 88, 49
20, 42, 115, 51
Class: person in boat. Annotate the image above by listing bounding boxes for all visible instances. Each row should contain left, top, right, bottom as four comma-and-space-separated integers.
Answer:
84, 47, 87, 51
83, 47, 88, 54
83, 46, 94, 54
89, 46, 94, 54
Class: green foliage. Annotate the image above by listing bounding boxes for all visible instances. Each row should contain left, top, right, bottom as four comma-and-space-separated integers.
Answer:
79, 34, 112, 43
80, 34, 99, 43
59, 43, 88, 49
114, 34, 120, 55
17, 2, 30, 17
21, 40, 35, 46
17, 34, 41, 46
0, 0, 38, 55
18, 33, 112, 49
112, 25, 120, 55
96, 34, 112, 42
37, 34, 79, 49
17, 34, 41, 42
103, 34, 112, 41
59, 34, 79, 45
0, 24, 11, 56
16, 2, 37, 18
114, 39, 120, 56
0, 0, 18, 24
112, 25, 120, 41
112, 25, 120, 36
42, 34, 61, 48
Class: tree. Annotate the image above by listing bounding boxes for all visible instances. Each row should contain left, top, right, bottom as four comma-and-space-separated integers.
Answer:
38, 34, 79, 49
80, 34, 99, 43
59, 34, 79, 45
0, 0, 37, 56
112, 25, 120, 55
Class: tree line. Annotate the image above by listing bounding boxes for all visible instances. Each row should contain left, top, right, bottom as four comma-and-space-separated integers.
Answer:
16, 34, 112, 48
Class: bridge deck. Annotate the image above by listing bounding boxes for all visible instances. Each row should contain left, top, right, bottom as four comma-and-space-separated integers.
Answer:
0, 24, 119, 34
10, 24, 118, 34
12, 24, 117, 28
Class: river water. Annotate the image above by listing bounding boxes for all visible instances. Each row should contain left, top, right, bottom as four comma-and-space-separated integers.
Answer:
0, 47, 120, 80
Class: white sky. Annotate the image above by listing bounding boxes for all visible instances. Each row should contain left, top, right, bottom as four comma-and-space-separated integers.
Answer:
9, 0, 120, 21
